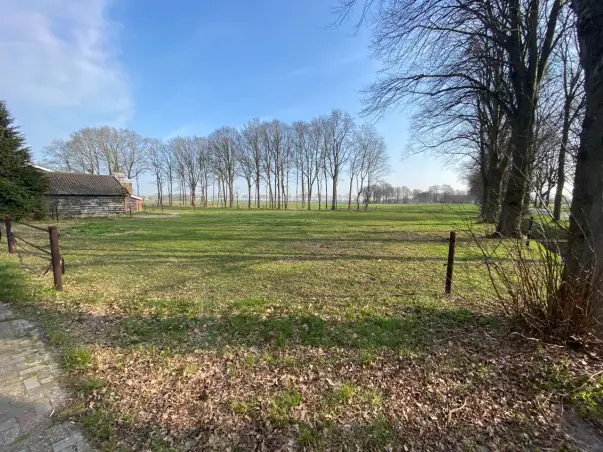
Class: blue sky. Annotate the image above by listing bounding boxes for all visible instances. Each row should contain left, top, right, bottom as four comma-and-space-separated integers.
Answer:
1, 0, 463, 195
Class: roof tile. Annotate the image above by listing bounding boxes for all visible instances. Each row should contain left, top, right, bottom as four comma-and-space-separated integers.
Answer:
45, 173, 127, 196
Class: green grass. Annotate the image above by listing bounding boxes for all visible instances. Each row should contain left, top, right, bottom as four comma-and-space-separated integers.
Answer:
2, 204, 599, 450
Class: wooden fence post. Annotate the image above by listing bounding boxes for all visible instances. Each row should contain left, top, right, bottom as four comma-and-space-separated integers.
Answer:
5, 216, 15, 254
48, 226, 63, 290
526, 216, 534, 247
445, 231, 456, 294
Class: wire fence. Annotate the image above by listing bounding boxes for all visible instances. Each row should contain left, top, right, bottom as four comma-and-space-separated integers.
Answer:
1, 217, 64, 290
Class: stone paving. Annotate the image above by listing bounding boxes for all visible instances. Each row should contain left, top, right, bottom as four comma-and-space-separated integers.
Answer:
0, 302, 93, 452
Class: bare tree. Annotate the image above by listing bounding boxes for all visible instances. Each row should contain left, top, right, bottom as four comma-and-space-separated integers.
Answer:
69, 128, 103, 174
236, 132, 256, 208
553, 29, 585, 221
210, 127, 239, 208
119, 130, 146, 180
292, 121, 308, 208
324, 110, 355, 210
42, 139, 80, 172
162, 144, 176, 206
401, 186, 411, 203
305, 118, 323, 209
357, 126, 389, 211
441, 184, 454, 203
564, 0, 603, 287
196, 137, 212, 207
241, 119, 264, 208
146, 138, 165, 206
428, 185, 440, 203
337, 0, 570, 235
169, 136, 202, 207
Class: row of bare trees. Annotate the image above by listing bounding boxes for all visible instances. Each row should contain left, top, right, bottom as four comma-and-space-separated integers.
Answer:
337, 0, 585, 234
42, 110, 391, 210
337, 0, 603, 337
364, 183, 474, 204
43, 126, 148, 191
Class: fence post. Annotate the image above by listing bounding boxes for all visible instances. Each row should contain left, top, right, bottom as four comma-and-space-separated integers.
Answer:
4, 216, 15, 254
48, 226, 63, 291
445, 231, 456, 294
526, 216, 534, 247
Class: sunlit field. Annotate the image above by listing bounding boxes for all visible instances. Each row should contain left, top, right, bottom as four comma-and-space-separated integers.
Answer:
0, 205, 598, 450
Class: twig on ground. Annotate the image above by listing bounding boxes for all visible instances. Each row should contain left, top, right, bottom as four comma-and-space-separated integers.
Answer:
447, 399, 467, 424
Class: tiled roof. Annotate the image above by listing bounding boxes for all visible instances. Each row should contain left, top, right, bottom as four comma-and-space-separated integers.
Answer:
45, 172, 128, 196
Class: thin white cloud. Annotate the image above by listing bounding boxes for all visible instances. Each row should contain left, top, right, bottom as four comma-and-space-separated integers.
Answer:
0, 0, 132, 152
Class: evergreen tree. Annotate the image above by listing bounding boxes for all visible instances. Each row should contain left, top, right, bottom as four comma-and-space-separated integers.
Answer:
0, 101, 48, 218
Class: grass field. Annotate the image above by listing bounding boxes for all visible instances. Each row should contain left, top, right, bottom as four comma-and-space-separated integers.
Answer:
1, 204, 601, 450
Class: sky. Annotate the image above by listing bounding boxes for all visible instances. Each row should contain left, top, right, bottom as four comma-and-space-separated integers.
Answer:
0, 0, 464, 195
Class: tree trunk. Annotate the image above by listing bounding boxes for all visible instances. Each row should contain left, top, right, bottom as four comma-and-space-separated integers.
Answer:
281, 170, 287, 209
248, 182, 252, 209
156, 178, 162, 207
256, 171, 261, 208
307, 173, 313, 210
348, 175, 354, 210
565, 0, 603, 283
482, 154, 507, 224
497, 110, 535, 237
317, 177, 322, 210
266, 174, 273, 209
222, 178, 227, 207
275, 170, 280, 209
229, 178, 234, 208
190, 186, 196, 207
324, 169, 329, 210
553, 103, 571, 221
331, 173, 338, 211
301, 172, 306, 209
217, 178, 222, 208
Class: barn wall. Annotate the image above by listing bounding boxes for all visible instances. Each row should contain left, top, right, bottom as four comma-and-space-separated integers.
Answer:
46, 195, 126, 218
125, 197, 142, 213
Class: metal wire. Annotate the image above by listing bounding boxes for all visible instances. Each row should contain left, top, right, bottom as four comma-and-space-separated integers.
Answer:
14, 221, 48, 233
11, 233, 52, 256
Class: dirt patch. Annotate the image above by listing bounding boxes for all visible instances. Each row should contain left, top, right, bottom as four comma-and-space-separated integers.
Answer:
561, 408, 603, 451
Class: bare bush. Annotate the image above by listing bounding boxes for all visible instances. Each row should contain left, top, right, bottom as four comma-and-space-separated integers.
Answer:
466, 218, 602, 342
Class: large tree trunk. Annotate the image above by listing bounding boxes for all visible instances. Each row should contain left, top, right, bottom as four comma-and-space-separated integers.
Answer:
565, 0, 603, 283
553, 102, 571, 221
217, 178, 222, 208
156, 178, 162, 207
229, 178, 234, 208
482, 153, 508, 224
190, 186, 196, 207
497, 109, 534, 236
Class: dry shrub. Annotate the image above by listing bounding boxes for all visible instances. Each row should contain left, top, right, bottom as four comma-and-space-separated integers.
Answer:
467, 222, 603, 342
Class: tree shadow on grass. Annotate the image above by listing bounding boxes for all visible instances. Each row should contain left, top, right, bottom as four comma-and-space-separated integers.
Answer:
71, 402, 553, 451
0, 258, 587, 451
0, 256, 498, 355
100, 304, 500, 353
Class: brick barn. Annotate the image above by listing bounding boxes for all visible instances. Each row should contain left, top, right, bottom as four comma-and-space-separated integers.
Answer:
44, 172, 143, 218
